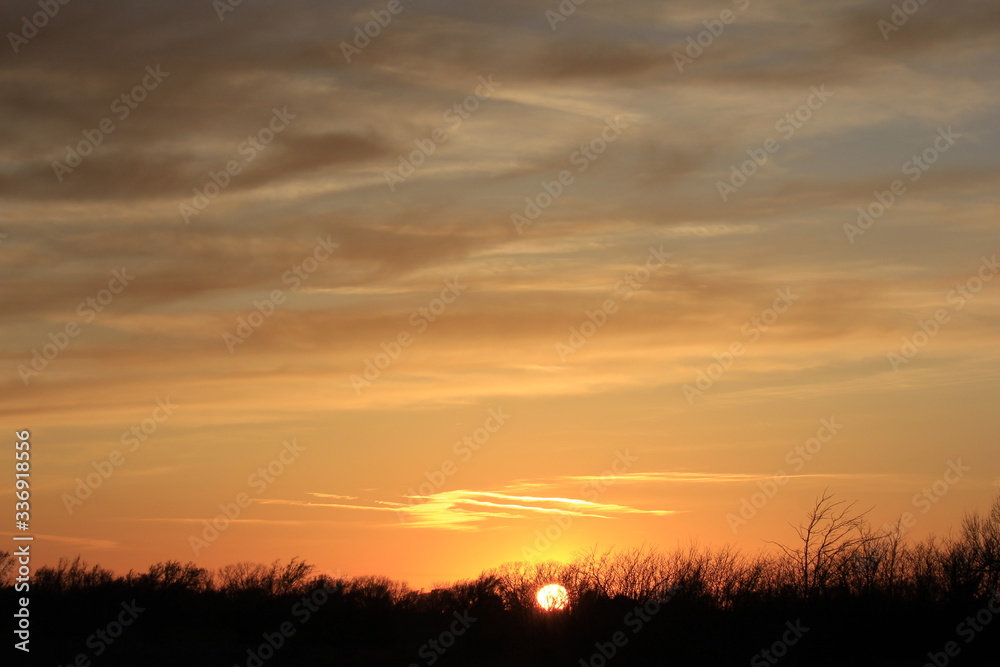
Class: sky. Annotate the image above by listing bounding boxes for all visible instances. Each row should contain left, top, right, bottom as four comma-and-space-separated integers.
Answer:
2, 0, 999, 589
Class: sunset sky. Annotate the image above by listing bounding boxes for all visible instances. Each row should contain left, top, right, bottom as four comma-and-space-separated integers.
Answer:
2, 0, 999, 589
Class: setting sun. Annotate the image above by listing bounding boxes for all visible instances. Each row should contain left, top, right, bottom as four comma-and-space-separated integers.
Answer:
536, 584, 570, 611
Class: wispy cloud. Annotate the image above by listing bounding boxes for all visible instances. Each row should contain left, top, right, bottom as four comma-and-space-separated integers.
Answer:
256, 499, 402, 513
0, 533, 120, 550
553, 471, 894, 485
5, 0, 998, 588
257, 489, 676, 530
252, 468, 911, 531
131, 518, 312, 526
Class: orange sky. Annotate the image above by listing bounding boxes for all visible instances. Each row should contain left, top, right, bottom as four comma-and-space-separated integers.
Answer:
2, 0, 999, 589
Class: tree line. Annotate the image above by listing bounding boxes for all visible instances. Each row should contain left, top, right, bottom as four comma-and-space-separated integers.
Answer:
3, 492, 998, 665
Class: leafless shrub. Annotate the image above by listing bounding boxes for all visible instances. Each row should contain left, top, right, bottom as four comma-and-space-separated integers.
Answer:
215, 557, 314, 596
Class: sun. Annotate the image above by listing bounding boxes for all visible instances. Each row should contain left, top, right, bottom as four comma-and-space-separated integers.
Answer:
535, 583, 569, 611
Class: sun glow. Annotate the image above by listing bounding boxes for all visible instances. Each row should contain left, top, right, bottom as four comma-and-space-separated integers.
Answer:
535, 583, 569, 611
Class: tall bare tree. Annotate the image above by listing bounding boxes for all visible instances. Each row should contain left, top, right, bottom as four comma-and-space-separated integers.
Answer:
770, 490, 874, 598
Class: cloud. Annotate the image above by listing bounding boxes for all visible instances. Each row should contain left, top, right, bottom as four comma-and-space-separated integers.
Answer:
554, 471, 895, 485
256, 489, 676, 530
5, 0, 1000, 585
1, 532, 119, 550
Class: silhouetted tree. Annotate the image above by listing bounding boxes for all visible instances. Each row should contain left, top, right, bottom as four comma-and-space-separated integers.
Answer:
216, 557, 313, 596
770, 490, 874, 598
959, 493, 1000, 596
128, 560, 212, 593
34, 556, 114, 593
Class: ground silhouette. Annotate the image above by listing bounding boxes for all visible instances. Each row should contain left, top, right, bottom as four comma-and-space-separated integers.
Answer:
5, 493, 999, 666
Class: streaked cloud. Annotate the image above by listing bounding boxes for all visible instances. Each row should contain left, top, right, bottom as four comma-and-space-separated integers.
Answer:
4, 0, 998, 588
256, 489, 676, 530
